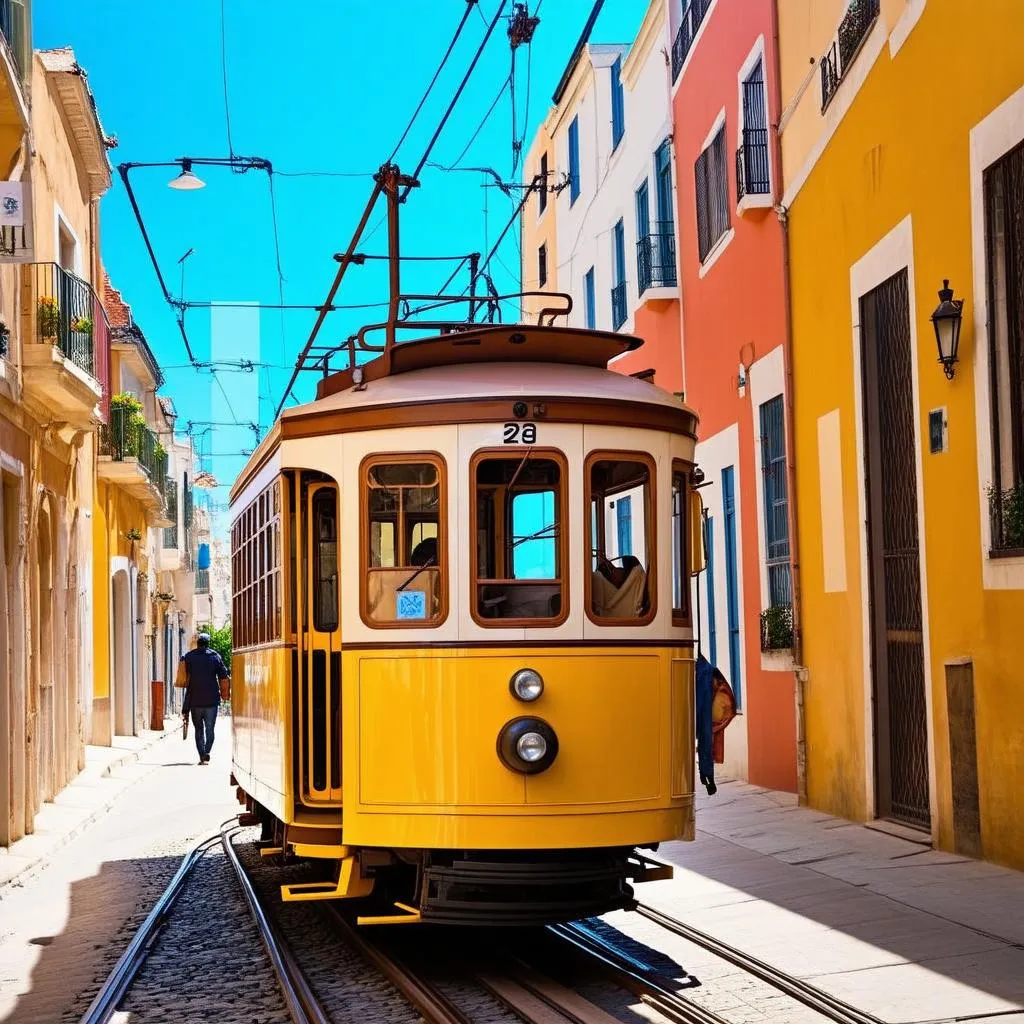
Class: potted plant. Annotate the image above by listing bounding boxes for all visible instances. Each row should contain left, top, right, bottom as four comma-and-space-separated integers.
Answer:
125, 527, 143, 542
70, 314, 93, 336
38, 295, 60, 341
760, 603, 794, 652
110, 392, 145, 459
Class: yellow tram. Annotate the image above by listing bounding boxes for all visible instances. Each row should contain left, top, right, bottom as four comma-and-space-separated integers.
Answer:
228, 323, 704, 925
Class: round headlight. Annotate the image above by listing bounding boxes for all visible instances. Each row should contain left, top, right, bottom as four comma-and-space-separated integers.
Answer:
510, 668, 544, 702
516, 731, 547, 762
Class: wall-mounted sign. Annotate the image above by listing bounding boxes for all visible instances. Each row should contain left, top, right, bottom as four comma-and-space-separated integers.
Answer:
0, 182, 24, 226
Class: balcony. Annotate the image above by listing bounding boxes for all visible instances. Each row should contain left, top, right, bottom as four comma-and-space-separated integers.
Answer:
195, 568, 210, 594
611, 281, 628, 331
671, 0, 710, 82
821, 0, 880, 112
98, 404, 169, 522
736, 128, 772, 211
636, 229, 678, 305
22, 263, 109, 430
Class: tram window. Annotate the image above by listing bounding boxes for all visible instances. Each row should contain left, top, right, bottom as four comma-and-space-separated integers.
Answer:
672, 464, 689, 622
230, 478, 285, 649
586, 454, 656, 623
313, 490, 339, 632
472, 452, 566, 624
362, 457, 446, 627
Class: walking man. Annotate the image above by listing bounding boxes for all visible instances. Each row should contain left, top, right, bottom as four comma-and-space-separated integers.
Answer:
181, 632, 229, 765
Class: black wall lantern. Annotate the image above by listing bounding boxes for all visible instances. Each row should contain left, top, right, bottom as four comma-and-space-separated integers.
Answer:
930, 279, 964, 380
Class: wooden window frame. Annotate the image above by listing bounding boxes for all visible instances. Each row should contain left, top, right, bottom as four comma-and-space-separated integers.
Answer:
584, 450, 658, 627
230, 477, 285, 651
358, 452, 448, 630
469, 447, 570, 629
672, 460, 692, 627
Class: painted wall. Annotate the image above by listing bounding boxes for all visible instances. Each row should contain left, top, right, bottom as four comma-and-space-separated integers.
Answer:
521, 124, 558, 324
782, 0, 1024, 867
672, 0, 796, 790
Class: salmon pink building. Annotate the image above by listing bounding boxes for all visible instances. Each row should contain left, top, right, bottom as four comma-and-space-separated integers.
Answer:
670, 0, 796, 790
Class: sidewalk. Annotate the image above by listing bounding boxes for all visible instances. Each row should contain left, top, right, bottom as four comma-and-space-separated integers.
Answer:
0, 719, 180, 891
615, 781, 1024, 1023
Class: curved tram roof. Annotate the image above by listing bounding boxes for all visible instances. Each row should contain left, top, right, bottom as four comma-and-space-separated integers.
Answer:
231, 324, 698, 504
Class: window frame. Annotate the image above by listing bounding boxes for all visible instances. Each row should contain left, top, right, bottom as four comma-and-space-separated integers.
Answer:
584, 450, 658, 627
469, 446, 570, 629
695, 123, 731, 263
610, 56, 625, 151
230, 477, 284, 650
672, 460, 691, 627
584, 266, 596, 329
538, 242, 548, 287
358, 451, 449, 630
568, 116, 581, 205
538, 152, 548, 215
759, 394, 792, 608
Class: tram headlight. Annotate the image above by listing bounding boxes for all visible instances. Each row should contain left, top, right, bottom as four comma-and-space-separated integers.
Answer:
516, 731, 547, 762
510, 668, 544, 702
497, 717, 559, 774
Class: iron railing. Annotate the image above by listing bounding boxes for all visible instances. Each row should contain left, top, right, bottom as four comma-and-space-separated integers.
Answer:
100, 405, 167, 491
32, 262, 111, 397
195, 568, 210, 594
637, 229, 677, 293
821, 0, 879, 111
0, 0, 27, 81
736, 128, 771, 201
671, 0, 710, 81
163, 479, 179, 548
990, 485, 1024, 555
183, 485, 194, 571
611, 281, 627, 331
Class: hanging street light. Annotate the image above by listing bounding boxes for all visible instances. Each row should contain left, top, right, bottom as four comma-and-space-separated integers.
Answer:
930, 278, 964, 380
168, 159, 205, 190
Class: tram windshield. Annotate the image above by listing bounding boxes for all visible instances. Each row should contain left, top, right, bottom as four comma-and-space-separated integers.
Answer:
473, 453, 565, 624
588, 456, 653, 622
363, 458, 445, 626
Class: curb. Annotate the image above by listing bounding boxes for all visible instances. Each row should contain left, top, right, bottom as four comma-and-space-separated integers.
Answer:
0, 723, 180, 897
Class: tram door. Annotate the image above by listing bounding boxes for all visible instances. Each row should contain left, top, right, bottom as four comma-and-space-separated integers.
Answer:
295, 476, 342, 806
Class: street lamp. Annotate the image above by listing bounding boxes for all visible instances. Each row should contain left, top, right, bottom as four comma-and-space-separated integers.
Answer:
930, 279, 964, 380
168, 159, 205, 190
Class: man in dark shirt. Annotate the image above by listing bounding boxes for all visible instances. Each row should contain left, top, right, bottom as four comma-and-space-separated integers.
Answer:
181, 633, 229, 765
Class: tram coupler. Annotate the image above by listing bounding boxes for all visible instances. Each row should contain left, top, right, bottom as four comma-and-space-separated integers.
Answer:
237, 811, 260, 826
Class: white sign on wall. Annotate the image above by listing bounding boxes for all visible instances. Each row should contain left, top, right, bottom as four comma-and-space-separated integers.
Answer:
0, 181, 24, 226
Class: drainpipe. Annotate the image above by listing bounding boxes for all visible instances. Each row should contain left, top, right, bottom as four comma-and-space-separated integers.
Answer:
770, 0, 809, 805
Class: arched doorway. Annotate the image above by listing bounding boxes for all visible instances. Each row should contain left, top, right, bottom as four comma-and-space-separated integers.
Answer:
111, 568, 133, 737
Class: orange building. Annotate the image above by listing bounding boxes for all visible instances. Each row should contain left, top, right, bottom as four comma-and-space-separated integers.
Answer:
670, 0, 796, 790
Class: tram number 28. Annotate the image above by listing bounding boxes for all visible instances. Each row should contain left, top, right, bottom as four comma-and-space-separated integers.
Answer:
503, 422, 537, 444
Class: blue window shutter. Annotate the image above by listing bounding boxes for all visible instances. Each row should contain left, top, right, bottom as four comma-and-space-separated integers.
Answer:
568, 117, 580, 204
584, 267, 596, 329
616, 495, 632, 556
759, 394, 792, 608
722, 467, 742, 708
613, 219, 625, 285
611, 57, 625, 149
704, 515, 717, 666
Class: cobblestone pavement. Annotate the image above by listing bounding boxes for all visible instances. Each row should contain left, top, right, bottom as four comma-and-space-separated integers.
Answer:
114, 843, 289, 1024
0, 724, 238, 1024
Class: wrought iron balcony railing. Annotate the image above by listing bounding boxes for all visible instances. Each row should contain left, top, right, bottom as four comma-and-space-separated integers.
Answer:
821, 0, 880, 111
611, 281, 628, 331
163, 479, 179, 548
32, 262, 111, 392
671, 0, 710, 81
637, 229, 677, 294
195, 568, 210, 594
736, 128, 771, 201
100, 404, 167, 490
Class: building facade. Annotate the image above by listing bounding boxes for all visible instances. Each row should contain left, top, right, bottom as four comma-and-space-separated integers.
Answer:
0, 35, 113, 847
669, 0, 797, 790
521, 0, 683, 392
778, 0, 1024, 866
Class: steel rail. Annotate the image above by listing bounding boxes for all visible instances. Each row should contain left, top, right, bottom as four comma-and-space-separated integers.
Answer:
220, 824, 330, 1024
78, 831, 221, 1024
635, 902, 884, 1024
321, 905, 471, 1024
548, 921, 731, 1024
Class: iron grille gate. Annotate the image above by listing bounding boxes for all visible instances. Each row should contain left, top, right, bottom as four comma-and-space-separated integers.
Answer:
861, 269, 931, 829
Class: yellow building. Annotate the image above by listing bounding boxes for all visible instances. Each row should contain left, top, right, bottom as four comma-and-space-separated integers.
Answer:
778, 0, 1024, 866
520, 118, 557, 324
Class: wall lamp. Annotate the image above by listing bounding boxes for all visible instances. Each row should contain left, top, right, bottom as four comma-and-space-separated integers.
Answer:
930, 279, 964, 380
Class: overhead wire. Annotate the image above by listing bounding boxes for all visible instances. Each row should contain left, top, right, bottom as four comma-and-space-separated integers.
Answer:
446, 72, 511, 169
220, 0, 234, 157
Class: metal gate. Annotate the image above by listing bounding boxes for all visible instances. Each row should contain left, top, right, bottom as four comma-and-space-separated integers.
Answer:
861, 269, 930, 828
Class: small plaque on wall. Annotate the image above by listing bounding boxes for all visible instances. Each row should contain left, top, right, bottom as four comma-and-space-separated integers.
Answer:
929, 408, 947, 454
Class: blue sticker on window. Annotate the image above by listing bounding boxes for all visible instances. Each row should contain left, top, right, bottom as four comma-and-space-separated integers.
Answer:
396, 590, 427, 620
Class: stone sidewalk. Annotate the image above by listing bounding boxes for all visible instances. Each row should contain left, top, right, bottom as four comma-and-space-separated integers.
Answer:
0, 719, 180, 890
611, 781, 1024, 1024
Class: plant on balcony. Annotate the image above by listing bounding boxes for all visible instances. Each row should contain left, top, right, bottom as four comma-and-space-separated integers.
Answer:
110, 392, 148, 459
0, 320, 9, 358
70, 315, 93, 336
989, 483, 1024, 550
38, 295, 60, 339
153, 441, 166, 462
760, 603, 794, 652
124, 527, 143, 542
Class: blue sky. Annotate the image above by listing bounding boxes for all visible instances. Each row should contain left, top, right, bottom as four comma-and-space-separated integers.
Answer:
35, 1, 643, 531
